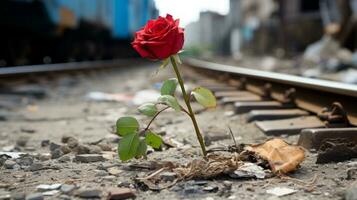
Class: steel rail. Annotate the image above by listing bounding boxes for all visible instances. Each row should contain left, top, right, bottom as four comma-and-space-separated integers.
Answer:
185, 58, 357, 97
0, 59, 143, 76
184, 58, 357, 126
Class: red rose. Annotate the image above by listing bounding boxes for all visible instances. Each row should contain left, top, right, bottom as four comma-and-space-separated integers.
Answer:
132, 14, 184, 60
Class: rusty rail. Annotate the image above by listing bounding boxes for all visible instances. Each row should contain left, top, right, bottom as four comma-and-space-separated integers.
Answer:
184, 58, 357, 126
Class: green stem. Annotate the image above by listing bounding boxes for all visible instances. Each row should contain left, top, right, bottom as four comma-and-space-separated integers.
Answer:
170, 56, 207, 157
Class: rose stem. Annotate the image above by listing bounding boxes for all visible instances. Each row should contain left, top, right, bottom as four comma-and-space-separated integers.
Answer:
169, 56, 207, 157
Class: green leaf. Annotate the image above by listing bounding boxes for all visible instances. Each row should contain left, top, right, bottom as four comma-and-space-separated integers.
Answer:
138, 103, 157, 116
161, 78, 178, 96
158, 95, 181, 112
136, 139, 147, 158
145, 131, 162, 149
191, 87, 217, 108
118, 133, 140, 161
116, 117, 139, 136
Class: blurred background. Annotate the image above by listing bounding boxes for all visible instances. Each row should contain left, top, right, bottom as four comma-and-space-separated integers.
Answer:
1, 0, 357, 83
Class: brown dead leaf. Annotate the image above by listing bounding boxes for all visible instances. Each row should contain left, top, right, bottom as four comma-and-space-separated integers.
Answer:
244, 138, 305, 174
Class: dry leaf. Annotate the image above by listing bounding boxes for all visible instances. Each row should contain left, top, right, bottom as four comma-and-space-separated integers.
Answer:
245, 138, 305, 174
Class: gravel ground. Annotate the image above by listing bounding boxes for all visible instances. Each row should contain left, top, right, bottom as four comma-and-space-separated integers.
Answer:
0, 61, 356, 200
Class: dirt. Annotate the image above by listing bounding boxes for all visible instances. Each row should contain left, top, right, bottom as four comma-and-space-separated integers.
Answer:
0, 62, 356, 199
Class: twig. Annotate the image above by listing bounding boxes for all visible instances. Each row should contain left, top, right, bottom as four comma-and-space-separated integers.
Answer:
143, 106, 170, 132
228, 126, 238, 151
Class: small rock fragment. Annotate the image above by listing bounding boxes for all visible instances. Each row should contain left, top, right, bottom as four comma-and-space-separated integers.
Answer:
203, 186, 219, 192
95, 170, 109, 177
160, 172, 177, 182
60, 145, 71, 154
107, 167, 122, 176
51, 149, 64, 159
107, 188, 136, 200
266, 187, 297, 197
58, 155, 71, 163
42, 190, 59, 196
76, 189, 101, 198
89, 146, 102, 154
16, 156, 33, 166
60, 184, 76, 194
16, 136, 29, 147
97, 143, 112, 151
229, 162, 266, 179
28, 163, 44, 171
49, 142, 61, 152
75, 154, 104, 163
4, 160, 16, 169
74, 145, 90, 154
25, 193, 44, 200
38, 153, 51, 161
41, 140, 50, 147
36, 184, 62, 192
103, 176, 116, 181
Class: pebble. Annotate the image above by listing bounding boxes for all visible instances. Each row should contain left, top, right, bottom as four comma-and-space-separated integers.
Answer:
107, 188, 136, 200
51, 149, 64, 159
203, 186, 219, 192
40, 140, 50, 147
160, 172, 177, 182
76, 189, 101, 198
58, 155, 71, 163
16, 156, 33, 166
74, 145, 90, 154
97, 143, 112, 151
75, 154, 104, 163
4, 160, 16, 169
60, 145, 71, 154
38, 153, 51, 161
345, 186, 357, 200
89, 146, 102, 154
107, 167, 122, 176
36, 184, 61, 191
16, 136, 29, 147
58, 195, 71, 200
42, 190, 59, 196
25, 193, 43, 200
28, 163, 43, 171
103, 176, 116, 181
60, 184, 76, 194
95, 170, 109, 177
49, 142, 61, 151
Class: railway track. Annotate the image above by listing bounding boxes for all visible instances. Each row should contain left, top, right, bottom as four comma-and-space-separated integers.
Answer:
185, 58, 357, 157
0, 59, 144, 77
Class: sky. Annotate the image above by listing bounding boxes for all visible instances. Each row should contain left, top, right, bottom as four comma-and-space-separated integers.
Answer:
154, 0, 230, 27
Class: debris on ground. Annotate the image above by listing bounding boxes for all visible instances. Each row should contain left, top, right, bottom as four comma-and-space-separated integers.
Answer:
316, 138, 357, 163
243, 138, 305, 173
266, 187, 297, 197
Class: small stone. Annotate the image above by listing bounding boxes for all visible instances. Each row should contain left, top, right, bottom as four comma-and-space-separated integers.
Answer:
4, 160, 16, 169
95, 170, 109, 177
64, 137, 79, 149
203, 186, 219, 192
16, 136, 29, 147
160, 172, 177, 182
25, 193, 43, 200
36, 184, 62, 192
103, 176, 116, 181
42, 190, 59, 196
97, 143, 112, 151
41, 140, 50, 147
58, 155, 71, 163
51, 149, 64, 159
60, 184, 76, 194
49, 142, 61, 151
20, 128, 36, 134
347, 161, 357, 168
107, 167, 122, 176
60, 145, 71, 154
16, 156, 33, 166
76, 189, 101, 198
89, 145, 102, 154
28, 163, 43, 171
74, 145, 90, 154
11, 192, 26, 200
107, 188, 136, 200
345, 186, 357, 200
38, 153, 51, 161
75, 154, 104, 163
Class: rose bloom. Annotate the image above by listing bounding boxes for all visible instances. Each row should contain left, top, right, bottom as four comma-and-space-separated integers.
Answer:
132, 14, 184, 60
